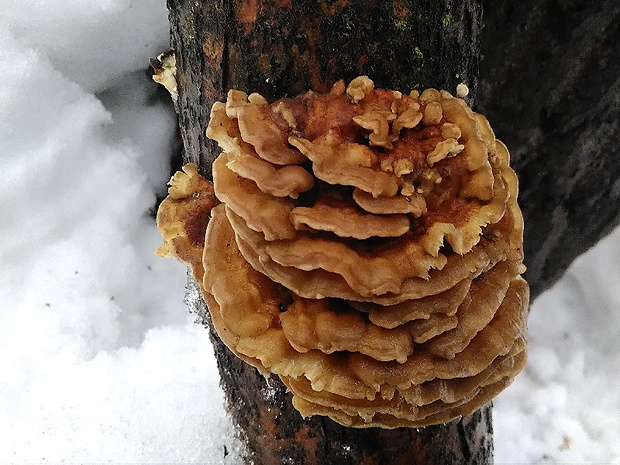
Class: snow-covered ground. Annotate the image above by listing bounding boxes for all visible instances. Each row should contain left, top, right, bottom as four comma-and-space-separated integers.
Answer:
0, 1, 617, 463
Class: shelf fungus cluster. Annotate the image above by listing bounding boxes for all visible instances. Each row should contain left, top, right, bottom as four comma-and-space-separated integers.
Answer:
156, 76, 529, 429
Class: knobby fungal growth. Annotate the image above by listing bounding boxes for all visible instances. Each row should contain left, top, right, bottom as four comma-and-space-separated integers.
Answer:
156, 76, 529, 429
150, 50, 178, 101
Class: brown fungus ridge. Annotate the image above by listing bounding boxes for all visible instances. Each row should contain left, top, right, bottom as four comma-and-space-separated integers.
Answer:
497, 140, 526, 264
372, 336, 525, 405
345, 278, 529, 394
155, 164, 219, 282
407, 311, 461, 344
289, 132, 400, 198
290, 202, 411, 240
351, 87, 399, 149
226, 153, 315, 199
352, 277, 473, 329
352, 107, 397, 150
284, 341, 526, 427
438, 90, 493, 175
203, 205, 281, 341
203, 290, 270, 374
227, 206, 448, 296
279, 298, 414, 363
399, 338, 526, 406
212, 152, 297, 240
208, 101, 316, 199
352, 188, 427, 216
291, 370, 517, 429
346, 75, 374, 103
290, 80, 363, 141
235, 231, 361, 301
424, 260, 520, 359
391, 94, 424, 139
224, 89, 306, 165
206, 101, 245, 155
233, 217, 509, 304
426, 138, 465, 166
205, 289, 379, 401
416, 149, 512, 257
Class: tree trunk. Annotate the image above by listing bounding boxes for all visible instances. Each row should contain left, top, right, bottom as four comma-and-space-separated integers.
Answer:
477, 0, 620, 298
167, 0, 496, 463
163, 0, 620, 461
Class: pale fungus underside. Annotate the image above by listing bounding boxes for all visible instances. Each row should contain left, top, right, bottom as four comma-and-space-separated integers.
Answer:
156, 77, 528, 429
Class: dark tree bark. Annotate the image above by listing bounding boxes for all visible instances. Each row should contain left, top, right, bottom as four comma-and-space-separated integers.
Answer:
478, 0, 620, 298
168, 0, 495, 463
165, 0, 620, 462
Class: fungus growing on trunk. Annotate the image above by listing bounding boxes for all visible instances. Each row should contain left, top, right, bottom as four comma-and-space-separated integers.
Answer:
156, 77, 529, 429
150, 51, 178, 101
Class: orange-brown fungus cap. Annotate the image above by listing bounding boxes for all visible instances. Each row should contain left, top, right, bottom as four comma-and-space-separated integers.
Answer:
155, 163, 218, 282
156, 77, 529, 429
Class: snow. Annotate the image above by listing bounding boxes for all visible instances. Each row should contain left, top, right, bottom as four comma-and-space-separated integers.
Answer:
0, 1, 618, 462
494, 227, 620, 463
0, 0, 170, 92
0, 3, 239, 461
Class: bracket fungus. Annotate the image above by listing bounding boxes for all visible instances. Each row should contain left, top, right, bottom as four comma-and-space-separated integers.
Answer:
156, 76, 529, 429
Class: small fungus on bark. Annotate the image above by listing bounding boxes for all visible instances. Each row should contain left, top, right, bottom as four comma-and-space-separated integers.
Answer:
156, 76, 529, 429
150, 50, 178, 101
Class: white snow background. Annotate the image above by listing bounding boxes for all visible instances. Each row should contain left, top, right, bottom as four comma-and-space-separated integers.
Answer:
0, 1, 617, 463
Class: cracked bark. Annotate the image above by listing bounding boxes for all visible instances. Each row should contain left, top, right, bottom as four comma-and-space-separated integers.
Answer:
164, 0, 620, 462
